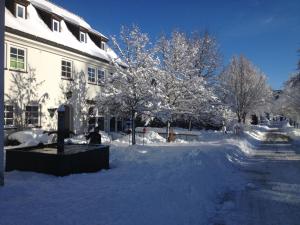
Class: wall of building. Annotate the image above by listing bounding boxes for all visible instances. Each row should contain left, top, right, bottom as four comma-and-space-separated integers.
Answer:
4, 31, 116, 134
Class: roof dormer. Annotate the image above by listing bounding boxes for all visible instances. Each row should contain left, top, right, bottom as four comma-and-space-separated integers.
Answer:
5, 0, 30, 19
80, 31, 87, 43
34, 6, 63, 32
51, 16, 62, 32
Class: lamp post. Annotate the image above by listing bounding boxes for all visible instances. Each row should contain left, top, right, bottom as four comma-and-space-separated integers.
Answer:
0, 0, 5, 186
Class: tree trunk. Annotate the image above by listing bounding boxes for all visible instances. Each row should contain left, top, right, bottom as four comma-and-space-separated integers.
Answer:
188, 119, 192, 131
242, 112, 247, 124
237, 114, 241, 123
131, 111, 136, 145
166, 121, 170, 142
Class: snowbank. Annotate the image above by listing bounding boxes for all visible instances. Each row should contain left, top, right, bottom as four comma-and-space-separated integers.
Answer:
6, 129, 55, 149
65, 131, 112, 144
114, 131, 166, 145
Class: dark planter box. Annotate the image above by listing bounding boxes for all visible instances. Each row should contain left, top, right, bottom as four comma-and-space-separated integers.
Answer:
5, 144, 109, 176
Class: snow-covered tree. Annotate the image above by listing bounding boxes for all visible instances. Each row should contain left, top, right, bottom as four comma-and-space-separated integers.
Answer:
192, 32, 220, 81
219, 55, 272, 123
156, 31, 222, 133
98, 25, 162, 145
5, 67, 48, 130
281, 73, 300, 122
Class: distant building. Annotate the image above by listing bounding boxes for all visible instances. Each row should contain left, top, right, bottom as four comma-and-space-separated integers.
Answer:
273, 90, 283, 100
4, 0, 124, 133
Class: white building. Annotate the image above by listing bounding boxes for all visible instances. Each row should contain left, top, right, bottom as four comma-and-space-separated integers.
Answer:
4, 0, 125, 134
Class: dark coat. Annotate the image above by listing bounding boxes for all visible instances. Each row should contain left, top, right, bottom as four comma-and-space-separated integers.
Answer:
86, 132, 102, 144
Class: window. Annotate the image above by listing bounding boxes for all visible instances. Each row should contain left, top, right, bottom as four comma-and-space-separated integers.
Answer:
52, 19, 60, 32
16, 4, 26, 19
4, 105, 14, 126
25, 105, 39, 126
61, 60, 72, 78
10, 46, 25, 70
80, 31, 87, 43
97, 69, 105, 85
101, 42, 106, 50
88, 67, 96, 83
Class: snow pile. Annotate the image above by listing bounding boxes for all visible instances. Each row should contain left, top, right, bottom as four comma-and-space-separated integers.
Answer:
283, 127, 300, 144
6, 129, 55, 148
65, 131, 111, 144
114, 131, 166, 145
0, 141, 247, 225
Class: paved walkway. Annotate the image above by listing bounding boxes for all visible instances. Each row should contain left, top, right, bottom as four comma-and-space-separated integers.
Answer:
214, 130, 300, 225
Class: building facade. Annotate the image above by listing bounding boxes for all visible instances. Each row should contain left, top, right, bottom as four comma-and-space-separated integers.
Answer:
4, 0, 124, 134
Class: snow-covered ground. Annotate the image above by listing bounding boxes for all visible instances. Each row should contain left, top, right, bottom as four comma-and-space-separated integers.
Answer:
1, 126, 300, 225
1, 132, 248, 225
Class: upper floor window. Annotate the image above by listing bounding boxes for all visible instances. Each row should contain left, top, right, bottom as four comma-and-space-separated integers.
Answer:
88, 67, 96, 83
52, 19, 60, 32
16, 4, 26, 19
80, 31, 87, 43
4, 105, 14, 127
97, 69, 105, 85
25, 105, 39, 127
10, 46, 26, 70
61, 60, 72, 79
101, 42, 106, 50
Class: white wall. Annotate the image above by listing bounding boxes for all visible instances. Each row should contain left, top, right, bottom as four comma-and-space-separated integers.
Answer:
4, 32, 114, 134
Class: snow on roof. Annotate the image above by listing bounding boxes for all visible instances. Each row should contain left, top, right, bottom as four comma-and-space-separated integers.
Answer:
5, 2, 119, 63
29, 0, 108, 40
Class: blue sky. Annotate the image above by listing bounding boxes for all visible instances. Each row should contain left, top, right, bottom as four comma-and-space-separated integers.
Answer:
52, 0, 300, 89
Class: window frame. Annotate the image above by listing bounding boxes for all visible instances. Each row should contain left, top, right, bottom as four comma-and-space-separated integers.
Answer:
25, 105, 39, 127
88, 66, 96, 84
80, 31, 87, 43
9, 46, 26, 71
16, 3, 26, 19
97, 68, 105, 85
4, 105, 14, 127
101, 42, 106, 50
52, 19, 60, 32
61, 59, 72, 79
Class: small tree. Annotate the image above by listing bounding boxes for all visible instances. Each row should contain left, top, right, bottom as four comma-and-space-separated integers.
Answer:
5, 67, 48, 130
219, 55, 272, 123
99, 25, 161, 145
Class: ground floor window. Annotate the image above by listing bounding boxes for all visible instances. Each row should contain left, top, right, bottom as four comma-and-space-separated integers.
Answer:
110, 117, 124, 132
25, 105, 39, 126
4, 105, 14, 126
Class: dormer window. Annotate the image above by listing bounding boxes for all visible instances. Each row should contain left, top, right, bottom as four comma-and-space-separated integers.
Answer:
80, 31, 87, 43
101, 42, 106, 50
52, 19, 60, 32
16, 4, 26, 19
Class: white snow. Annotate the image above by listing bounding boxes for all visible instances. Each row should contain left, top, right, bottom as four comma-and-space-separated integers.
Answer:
5, 4, 119, 63
5, 129, 55, 149
114, 131, 166, 145
0, 132, 249, 225
65, 131, 112, 144
1, 126, 299, 224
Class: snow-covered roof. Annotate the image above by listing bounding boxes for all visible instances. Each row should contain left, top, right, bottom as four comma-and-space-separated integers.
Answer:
5, 0, 120, 64
29, 0, 108, 40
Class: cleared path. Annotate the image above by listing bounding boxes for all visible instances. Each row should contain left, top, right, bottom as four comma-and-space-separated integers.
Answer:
214, 129, 300, 225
